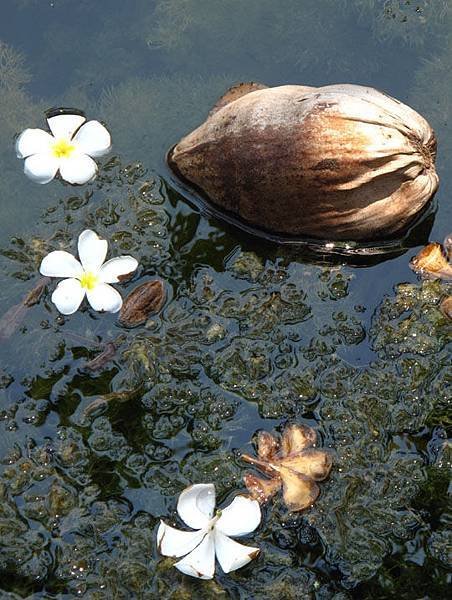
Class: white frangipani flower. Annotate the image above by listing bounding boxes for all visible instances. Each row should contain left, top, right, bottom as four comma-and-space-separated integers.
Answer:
39, 229, 138, 315
157, 483, 261, 580
16, 109, 111, 185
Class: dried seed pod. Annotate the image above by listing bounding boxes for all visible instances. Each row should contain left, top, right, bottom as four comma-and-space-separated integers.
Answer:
242, 424, 332, 512
439, 296, 452, 320
169, 83, 438, 241
410, 243, 452, 280
119, 280, 165, 327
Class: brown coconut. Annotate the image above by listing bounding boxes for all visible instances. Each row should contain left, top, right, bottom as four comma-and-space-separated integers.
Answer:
168, 83, 439, 241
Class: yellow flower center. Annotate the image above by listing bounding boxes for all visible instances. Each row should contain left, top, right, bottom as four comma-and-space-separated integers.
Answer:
52, 138, 76, 159
79, 271, 99, 290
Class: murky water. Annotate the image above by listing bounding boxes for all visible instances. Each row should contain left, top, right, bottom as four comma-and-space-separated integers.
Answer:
0, 1, 450, 598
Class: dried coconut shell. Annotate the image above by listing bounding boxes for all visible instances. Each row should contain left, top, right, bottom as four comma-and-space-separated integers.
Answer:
169, 83, 438, 241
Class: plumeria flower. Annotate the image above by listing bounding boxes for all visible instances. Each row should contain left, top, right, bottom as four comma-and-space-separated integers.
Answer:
39, 230, 138, 315
157, 483, 261, 579
16, 109, 111, 184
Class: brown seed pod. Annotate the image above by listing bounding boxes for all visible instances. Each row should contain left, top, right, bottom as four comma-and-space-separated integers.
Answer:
440, 296, 452, 320
410, 243, 452, 280
169, 83, 438, 241
119, 280, 165, 327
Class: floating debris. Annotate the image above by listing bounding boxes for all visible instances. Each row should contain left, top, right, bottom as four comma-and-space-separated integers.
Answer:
119, 279, 165, 327
242, 424, 332, 511
410, 240, 452, 280
84, 342, 118, 372
82, 387, 142, 418
0, 276, 49, 341
439, 296, 452, 320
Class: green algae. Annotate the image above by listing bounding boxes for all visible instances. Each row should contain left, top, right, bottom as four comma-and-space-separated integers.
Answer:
0, 158, 450, 597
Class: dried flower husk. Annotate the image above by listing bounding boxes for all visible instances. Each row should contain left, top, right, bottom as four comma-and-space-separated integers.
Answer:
410, 242, 452, 280
169, 83, 438, 241
242, 424, 332, 512
439, 296, 452, 320
119, 280, 165, 327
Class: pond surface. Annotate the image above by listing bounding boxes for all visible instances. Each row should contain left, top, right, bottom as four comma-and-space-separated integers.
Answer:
0, 1, 450, 598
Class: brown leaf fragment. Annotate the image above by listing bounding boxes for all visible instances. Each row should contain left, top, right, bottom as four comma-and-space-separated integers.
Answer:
410, 243, 452, 281
281, 423, 317, 456
0, 277, 50, 341
117, 271, 135, 283
243, 472, 281, 504
0, 302, 27, 341
280, 448, 332, 481
24, 277, 50, 306
279, 467, 320, 512
83, 387, 141, 418
440, 296, 452, 320
119, 280, 165, 327
257, 430, 278, 460
84, 342, 117, 372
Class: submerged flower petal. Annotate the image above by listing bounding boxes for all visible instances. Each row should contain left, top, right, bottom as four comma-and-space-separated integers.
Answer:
39, 251, 83, 278
59, 153, 97, 185
216, 496, 261, 537
47, 113, 86, 140
214, 530, 259, 574
281, 424, 317, 456
157, 521, 206, 558
279, 466, 319, 512
177, 484, 216, 530
15, 128, 53, 159
86, 283, 122, 313
73, 120, 111, 157
280, 449, 332, 481
23, 152, 59, 184
174, 532, 215, 580
77, 230, 108, 273
51, 278, 85, 315
99, 256, 138, 283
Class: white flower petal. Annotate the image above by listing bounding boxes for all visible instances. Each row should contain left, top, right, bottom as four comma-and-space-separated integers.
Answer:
73, 120, 111, 157
157, 521, 206, 558
58, 153, 98, 185
15, 128, 54, 159
174, 532, 215, 580
47, 113, 86, 140
99, 256, 138, 283
86, 283, 122, 313
214, 530, 259, 574
216, 496, 261, 537
177, 484, 216, 530
77, 230, 108, 272
23, 152, 59, 184
40, 251, 83, 278
51, 278, 85, 315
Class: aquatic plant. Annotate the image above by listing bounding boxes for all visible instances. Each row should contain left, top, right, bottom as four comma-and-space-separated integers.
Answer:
146, 0, 380, 80
0, 41, 30, 89
348, 0, 450, 47
0, 154, 449, 596
97, 74, 240, 163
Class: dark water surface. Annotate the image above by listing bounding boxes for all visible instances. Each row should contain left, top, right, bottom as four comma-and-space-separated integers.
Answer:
0, 1, 450, 598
